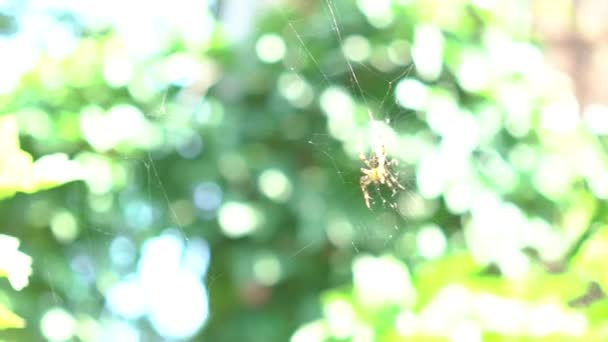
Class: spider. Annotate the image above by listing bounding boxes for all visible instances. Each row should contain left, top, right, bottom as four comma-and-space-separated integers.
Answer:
359, 144, 405, 208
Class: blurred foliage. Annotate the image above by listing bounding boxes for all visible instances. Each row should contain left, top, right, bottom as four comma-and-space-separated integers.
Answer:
0, 233, 31, 331
0, 115, 81, 200
0, 113, 74, 332
2, 0, 608, 341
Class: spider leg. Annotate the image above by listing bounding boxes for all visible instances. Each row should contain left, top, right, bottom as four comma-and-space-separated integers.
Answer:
392, 174, 406, 190
385, 173, 405, 196
360, 176, 373, 208
359, 153, 373, 169
385, 159, 405, 190
376, 184, 389, 206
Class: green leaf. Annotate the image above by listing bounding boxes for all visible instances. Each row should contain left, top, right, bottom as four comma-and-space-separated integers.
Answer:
414, 252, 481, 309
0, 115, 82, 200
0, 234, 33, 291
0, 303, 25, 330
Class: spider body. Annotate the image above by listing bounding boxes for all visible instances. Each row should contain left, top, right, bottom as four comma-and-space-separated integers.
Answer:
359, 145, 404, 208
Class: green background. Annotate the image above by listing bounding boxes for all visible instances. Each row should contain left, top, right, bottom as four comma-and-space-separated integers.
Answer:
2, 0, 608, 341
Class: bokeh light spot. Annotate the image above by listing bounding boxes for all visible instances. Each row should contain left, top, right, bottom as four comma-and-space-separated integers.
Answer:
342, 35, 371, 62
278, 72, 314, 108
106, 275, 146, 319
258, 168, 292, 202
135, 233, 210, 339
110, 236, 137, 267
193, 181, 222, 212
175, 130, 203, 159
416, 224, 446, 259
319, 87, 356, 141
356, 0, 394, 28
103, 320, 140, 342
40, 308, 76, 342
352, 255, 415, 307
412, 24, 443, 81
395, 78, 429, 111
124, 200, 154, 230
50, 210, 79, 244
218, 202, 263, 238
253, 253, 281, 286
256, 34, 286, 63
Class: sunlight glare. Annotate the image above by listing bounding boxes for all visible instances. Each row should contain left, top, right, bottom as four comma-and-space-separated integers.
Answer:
532, 155, 574, 199
356, 0, 394, 28
417, 152, 448, 199
395, 78, 429, 111
451, 321, 482, 342
256, 34, 286, 63
291, 320, 328, 342
466, 193, 531, 269
457, 50, 490, 92
319, 87, 357, 141
106, 275, 146, 319
352, 255, 415, 307
416, 224, 446, 259
425, 92, 459, 136
444, 181, 475, 214
0, 32, 40, 94
80, 104, 156, 152
539, 98, 580, 134
324, 298, 356, 339
136, 233, 210, 338
103, 320, 140, 342
527, 303, 587, 337
218, 202, 263, 238
584, 104, 608, 135
412, 24, 443, 81
103, 42, 133, 87
40, 308, 76, 342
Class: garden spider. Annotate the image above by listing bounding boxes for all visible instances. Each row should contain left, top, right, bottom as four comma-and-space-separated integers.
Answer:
359, 144, 405, 208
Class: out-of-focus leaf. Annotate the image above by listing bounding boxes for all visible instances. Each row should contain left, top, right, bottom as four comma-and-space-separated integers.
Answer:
27, 153, 83, 193
571, 226, 608, 290
0, 115, 33, 199
414, 252, 481, 309
0, 234, 33, 291
0, 303, 25, 330
352, 255, 416, 309
582, 299, 608, 325
0, 115, 82, 200
515, 272, 588, 301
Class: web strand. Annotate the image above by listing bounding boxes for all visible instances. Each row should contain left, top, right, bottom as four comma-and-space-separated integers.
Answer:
147, 152, 189, 243
285, 1, 413, 228
323, 0, 375, 121
286, 20, 333, 86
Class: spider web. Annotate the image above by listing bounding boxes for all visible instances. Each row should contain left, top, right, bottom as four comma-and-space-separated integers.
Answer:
277, 0, 422, 256
11, 1, 425, 341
